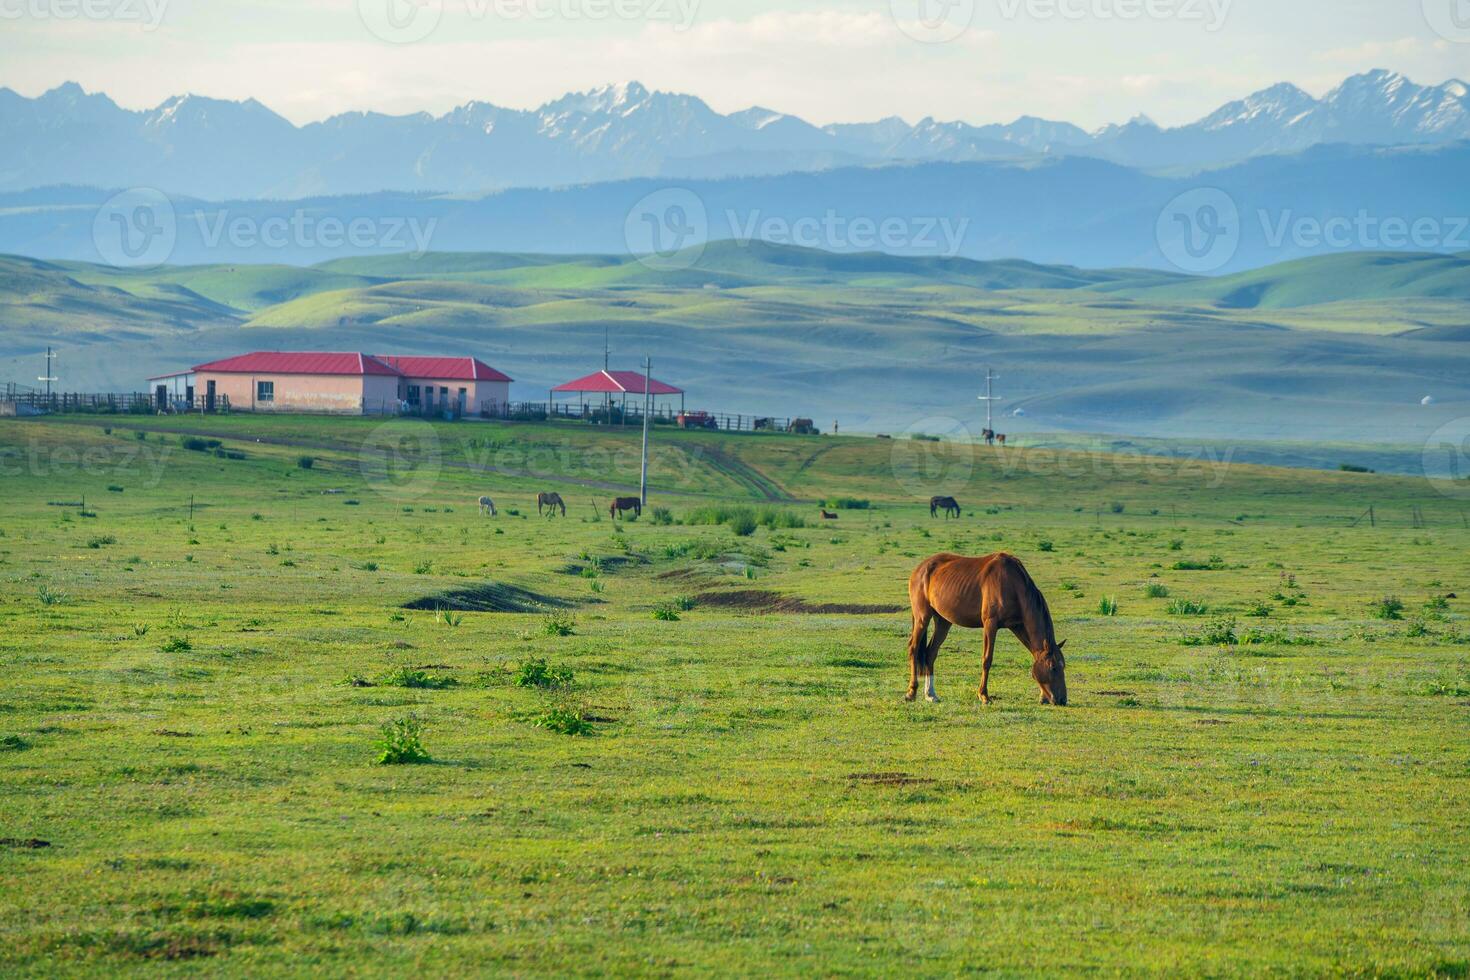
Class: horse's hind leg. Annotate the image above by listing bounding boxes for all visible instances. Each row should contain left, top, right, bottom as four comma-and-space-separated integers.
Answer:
923, 618, 951, 703
906, 608, 930, 702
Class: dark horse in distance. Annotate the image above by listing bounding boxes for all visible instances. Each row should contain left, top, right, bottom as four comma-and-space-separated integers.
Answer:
537, 492, 567, 517
906, 553, 1067, 706
930, 496, 961, 519
610, 497, 642, 520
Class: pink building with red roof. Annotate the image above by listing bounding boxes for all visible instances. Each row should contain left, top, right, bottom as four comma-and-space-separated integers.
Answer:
165, 351, 512, 416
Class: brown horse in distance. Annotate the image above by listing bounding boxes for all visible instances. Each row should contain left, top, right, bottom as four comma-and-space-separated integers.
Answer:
906, 553, 1067, 706
537, 492, 566, 517
610, 497, 642, 520
930, 495, 961, 519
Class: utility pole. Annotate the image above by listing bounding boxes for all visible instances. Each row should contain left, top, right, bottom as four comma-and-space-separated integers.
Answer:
39, 347, 58, 399
639, 356, 652, 508
977, 367, 999, 435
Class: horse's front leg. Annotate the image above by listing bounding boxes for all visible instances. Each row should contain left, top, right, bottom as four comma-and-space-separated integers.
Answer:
978, 621, 998, 704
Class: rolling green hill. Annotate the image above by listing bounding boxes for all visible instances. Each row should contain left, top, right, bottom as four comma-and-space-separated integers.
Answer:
2, 244, 1468, 447
1109, 250, 1470, 309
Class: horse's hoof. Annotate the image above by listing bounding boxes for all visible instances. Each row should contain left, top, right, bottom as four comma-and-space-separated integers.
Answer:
926, 695, 942, 704
978, 694, 991, 705
903, 692, 916, 702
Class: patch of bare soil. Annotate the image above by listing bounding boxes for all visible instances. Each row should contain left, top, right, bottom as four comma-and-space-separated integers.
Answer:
404, 582, 575, 613
846, 772, 934, 787
693, 590, 903, 615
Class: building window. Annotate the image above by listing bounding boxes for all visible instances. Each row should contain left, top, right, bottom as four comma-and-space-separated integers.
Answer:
406, 385, 420, 405
257, 381, 274, 403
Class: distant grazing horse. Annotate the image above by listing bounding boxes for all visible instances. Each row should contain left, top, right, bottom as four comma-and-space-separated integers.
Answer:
610, 497, 641, 520
997, 434, 1007, 446
537, 492, 566, 517
820, 509, 839, 520
930, 495, 961, 519
477, 496, 497, 516
906, 552, 1067, 706
982, 428, 996, 445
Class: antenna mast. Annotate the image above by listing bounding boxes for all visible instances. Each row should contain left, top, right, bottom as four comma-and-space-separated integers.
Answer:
978, 368, 999, 433
38, 347, 58, 399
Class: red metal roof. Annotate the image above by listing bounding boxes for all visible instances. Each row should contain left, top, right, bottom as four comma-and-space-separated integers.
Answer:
552, 369, 683, 395
375, 356, 513, 383
192, 352, 399, 376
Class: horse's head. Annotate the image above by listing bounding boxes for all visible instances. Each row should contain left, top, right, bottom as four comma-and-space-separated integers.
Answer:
1032, 639, 1067, 706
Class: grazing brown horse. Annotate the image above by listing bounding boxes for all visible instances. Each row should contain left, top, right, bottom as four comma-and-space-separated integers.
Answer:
537, 492, 566, 517
610, 496, 641, 520
906, 553, 1067, 706
997, 434, 1007, 446
930, 495, 961, 519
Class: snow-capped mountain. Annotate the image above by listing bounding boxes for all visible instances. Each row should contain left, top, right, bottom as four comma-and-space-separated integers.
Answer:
0, 71, 1466, 199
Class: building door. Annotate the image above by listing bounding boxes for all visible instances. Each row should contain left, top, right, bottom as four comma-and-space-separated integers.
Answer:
205, 380, 216, 412
457, 388, 467, 417
155, 385, 167, 411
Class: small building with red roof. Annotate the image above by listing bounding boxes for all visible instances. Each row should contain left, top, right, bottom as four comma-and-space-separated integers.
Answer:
172, 351, 512, 416
551, 368, 685, 417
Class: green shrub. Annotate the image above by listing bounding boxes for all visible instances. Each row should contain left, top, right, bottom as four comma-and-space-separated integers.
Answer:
1166, 598, 1209, 616
297, 456, 315, 469
1109, 502, 1125, 514
728, 513, 758, 537
376, 714, 431, 765
650, 507, 673, 526
382, 667, 456, 690
86, 535, 116, 549
0, 734, 29, 752
825, 498, 871, 510
1182, 616, 1238, 647
1172, 556, 1225, 571
1144, 583, 1170, 598
1037, 540, 1054, 552
182, 437, 222, 452
653, 602, 681, 621
1371, 597, 1405, 621
1244, 601, 1272, 618
1097, 596, 1119, 616
106, 484, 124, 493
531, 706, 594, 737
671, 595, 696, 611
516, 658, 574, 689
541, 613, 575, 637
161, 636, 192, 653
758, 509, 806, 529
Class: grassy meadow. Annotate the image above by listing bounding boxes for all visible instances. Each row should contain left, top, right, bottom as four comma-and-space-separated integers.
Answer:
1, 414, 1468, 976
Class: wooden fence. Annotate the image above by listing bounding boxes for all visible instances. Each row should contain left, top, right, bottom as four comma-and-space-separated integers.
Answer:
1, 392, 237, 415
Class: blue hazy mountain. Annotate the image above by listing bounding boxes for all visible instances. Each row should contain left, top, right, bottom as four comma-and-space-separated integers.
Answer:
1, 71, 1466, 199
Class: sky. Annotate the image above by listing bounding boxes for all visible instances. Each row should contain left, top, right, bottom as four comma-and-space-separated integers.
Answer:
1, 0, 1467, 127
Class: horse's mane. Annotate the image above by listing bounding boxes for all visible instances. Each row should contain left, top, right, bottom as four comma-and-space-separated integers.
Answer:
1006, 555, 1056, 642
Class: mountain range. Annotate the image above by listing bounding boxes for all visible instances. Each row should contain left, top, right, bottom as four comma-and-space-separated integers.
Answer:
4, 140, 1467, 273
2, 70, 1467, 199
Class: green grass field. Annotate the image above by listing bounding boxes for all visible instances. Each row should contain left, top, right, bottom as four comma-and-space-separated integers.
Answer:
2, 414, 1468, 975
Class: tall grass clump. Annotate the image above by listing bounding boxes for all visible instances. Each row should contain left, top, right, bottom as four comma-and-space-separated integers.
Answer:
376, 714, 431, 765
1144, 583, 1170, 598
